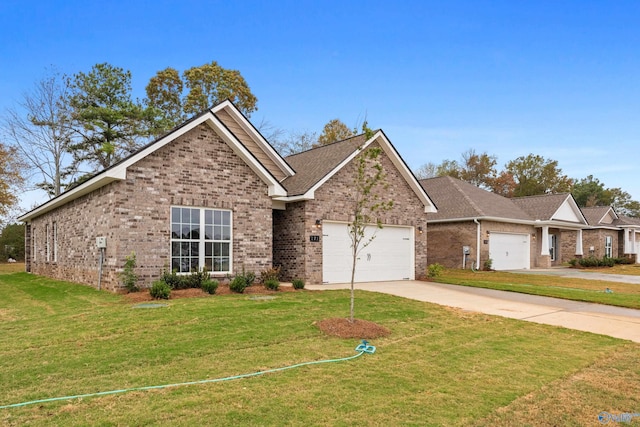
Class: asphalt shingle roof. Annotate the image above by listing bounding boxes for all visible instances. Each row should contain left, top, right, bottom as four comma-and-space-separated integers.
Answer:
419, 176, 532, 221
511, 193, 571, 220
581, 206, 616, 226
281, 134, 368, 196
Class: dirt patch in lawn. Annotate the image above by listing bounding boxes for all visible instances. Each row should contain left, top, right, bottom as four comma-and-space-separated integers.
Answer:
316, 318, 391, 339
123, 283, 298, 303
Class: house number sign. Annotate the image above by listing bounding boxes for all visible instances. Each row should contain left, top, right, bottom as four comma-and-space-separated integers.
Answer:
309, 235, 320, 242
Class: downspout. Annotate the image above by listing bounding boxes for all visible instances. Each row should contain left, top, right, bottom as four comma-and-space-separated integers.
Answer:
473, 218, 481, 271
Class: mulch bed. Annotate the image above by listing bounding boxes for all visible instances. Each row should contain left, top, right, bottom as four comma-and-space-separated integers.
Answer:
124, 284, 390, 339
123, 283, 297, 303
316, 318, 391, 339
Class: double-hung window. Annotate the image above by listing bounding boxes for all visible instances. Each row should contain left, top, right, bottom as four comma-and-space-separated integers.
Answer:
171, 207, 232, 273
605, 235, 613, 258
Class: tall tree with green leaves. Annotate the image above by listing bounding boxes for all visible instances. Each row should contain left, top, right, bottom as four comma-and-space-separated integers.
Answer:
144, 67, 185, 133
2, 68, 76, 197
347, 123, 393, 323
572, 175, 613, 207
67, 63, 149, 172
145, 62, 258, 135
504, 154, 573, 197
0, 222, 25, 261
317, 119, 354, 146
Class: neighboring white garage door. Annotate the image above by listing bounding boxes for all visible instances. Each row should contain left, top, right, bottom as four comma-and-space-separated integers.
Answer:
322, 222, 414, 284
489, 232, 530, 270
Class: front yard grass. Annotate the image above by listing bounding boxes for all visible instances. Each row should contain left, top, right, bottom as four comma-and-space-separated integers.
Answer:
437, 269, 640, 310
1, 272, 639, 426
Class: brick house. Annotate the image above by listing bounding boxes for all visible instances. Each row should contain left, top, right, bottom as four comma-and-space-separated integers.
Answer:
18, 101, 436, 291
582, 206, 640, 262
420, 176, 589, 270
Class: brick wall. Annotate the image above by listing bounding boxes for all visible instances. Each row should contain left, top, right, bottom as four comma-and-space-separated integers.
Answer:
28, 123, 273, 291
426, 221, 477, 268
273, 201, 307, 281
583, 229, 619, 258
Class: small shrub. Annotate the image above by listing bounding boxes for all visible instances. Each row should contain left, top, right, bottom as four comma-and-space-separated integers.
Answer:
427, 263, 444, 279
245, 271, 256, 286
149, 280, 171, 299
186, 267, 210, 289
120, 252, 139, 292
201, 279, 219, 295
264, 279, 280, 291
230, 276, 247, 293
260, 266, 281, 283
161, 268, 188, 289
568, 258, 578, 267
292, 278, 305, 290
483, 258, 493, 271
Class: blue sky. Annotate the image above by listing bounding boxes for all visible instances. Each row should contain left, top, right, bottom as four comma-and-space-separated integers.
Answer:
1, 0, 639, 211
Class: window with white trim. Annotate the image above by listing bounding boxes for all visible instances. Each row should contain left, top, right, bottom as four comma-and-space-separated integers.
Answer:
549, 234, 557, 261
605, 235, 613, 258
53, 222, 58, 262
171, 207, 232, 273
45, 223, 50, 262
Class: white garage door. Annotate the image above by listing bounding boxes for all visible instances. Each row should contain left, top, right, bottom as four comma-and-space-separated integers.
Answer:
322, 222, 414, 284
489, 232, 530, 270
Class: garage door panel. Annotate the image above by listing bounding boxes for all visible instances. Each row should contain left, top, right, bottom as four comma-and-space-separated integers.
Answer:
489, 232, 529, 270
322, 222, 413, 283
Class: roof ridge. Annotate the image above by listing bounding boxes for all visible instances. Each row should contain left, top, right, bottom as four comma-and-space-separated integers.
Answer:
285, 131, 371, 159
449, 177, 487, 216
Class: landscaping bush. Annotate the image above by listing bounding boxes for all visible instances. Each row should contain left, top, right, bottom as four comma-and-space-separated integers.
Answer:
292, 278, 305, 290
186, 268, 210, 289
150, 280, 171, 299
120, 252, 139, 292
260, 266, 281, 283
575, 256, 623, 268
201, 279, 219, 295
427, 263, 444, 279
230, 276, 247, 293
264, 279, 280, 291
483, 258, 493, 271
568, 258, 578, 267
161, 268, 188, 289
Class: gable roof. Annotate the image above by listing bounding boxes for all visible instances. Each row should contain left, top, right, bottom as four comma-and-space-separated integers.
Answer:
18, 100, 288, 222
282, 134, 367, 196
512, 193, 587, 225
581, 206, 618, 226
419, 176, 531, 221
614, 214, 640, 228
280, 131, 437, 213
420, 176, 588, 228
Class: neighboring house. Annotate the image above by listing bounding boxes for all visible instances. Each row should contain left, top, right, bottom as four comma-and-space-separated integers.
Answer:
581, 206, 621, 258
582, 206, 640, 262
18, 101, 436, 291
420, 176, 588, 270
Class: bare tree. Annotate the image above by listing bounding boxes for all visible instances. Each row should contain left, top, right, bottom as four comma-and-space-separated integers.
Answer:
347, 125, 393, 323
413, 162, 438, 179
2, 69, 76, 197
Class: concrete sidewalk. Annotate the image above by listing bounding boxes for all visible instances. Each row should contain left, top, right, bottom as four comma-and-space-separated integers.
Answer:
306, 281, 640, 343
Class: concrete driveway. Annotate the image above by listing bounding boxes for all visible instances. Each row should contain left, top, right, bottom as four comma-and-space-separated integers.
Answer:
306, 280, 640, 343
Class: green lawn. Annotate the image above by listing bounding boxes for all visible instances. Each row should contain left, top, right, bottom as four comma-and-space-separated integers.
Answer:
436, 269, 640, 310
1, 272, 639, 426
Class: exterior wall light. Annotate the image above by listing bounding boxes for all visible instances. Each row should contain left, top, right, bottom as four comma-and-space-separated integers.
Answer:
418, 226, 423, 234
315, 219, 322, 228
